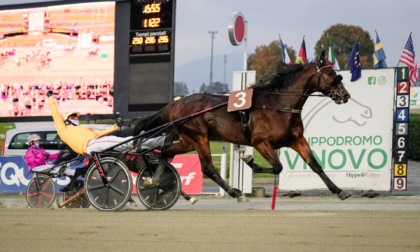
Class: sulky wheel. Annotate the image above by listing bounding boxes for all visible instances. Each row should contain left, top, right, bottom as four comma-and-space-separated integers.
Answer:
137, 161, 181, 210
84, 157, 132, 212
26, 174, 57, 208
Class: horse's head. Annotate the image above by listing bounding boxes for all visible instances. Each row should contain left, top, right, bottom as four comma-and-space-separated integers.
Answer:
313, 51, 351, 104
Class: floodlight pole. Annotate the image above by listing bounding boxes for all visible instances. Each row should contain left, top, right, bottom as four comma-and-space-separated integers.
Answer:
209, 30, 218, 85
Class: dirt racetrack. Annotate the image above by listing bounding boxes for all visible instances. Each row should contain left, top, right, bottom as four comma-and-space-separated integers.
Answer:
1, 196, 420, 252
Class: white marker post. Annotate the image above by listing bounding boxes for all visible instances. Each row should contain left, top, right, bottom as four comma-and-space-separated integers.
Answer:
228, 12, 254, 194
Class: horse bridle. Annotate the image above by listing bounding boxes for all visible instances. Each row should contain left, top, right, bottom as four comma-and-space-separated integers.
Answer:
316, 63, 344, 100
252, 62, 345, 114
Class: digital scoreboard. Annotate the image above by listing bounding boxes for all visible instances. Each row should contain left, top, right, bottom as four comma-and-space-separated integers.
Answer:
113, 0, 176, 115
129, 0, 173, 54
393, 67, 411, 191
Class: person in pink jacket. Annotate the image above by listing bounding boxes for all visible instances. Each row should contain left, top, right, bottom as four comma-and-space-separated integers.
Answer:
24, 134, 61, 170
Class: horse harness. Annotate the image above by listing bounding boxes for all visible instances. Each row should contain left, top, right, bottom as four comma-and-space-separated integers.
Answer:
234, 63, 343, 144
238, 110, 252, 145
316, 64, 345, 100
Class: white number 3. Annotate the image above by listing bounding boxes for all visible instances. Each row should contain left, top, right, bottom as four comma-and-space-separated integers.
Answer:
233, 91, 247, 108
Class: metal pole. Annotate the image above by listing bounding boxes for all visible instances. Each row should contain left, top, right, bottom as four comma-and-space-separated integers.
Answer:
220, 152, 226, 197
223, 54, 227, 84
243, 21, 247, 71
209, 30, 217, 85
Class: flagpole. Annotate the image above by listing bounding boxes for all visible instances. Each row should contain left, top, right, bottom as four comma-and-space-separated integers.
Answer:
345, 36, 359, 70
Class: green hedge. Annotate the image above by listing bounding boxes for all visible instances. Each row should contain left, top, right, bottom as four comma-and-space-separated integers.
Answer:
409, 114, 420, 161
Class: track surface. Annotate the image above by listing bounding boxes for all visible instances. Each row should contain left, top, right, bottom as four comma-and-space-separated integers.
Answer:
1, 160, 419, 251
1, 195, 419, 252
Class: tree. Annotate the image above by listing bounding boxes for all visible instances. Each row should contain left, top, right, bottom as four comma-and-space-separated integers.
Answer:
206, 81, 230, 94
199, 83, 207, 93
314, 24, 374, 69
174, 81, 189, 96
197, 82, 230, 94
244, 25, 373, 86
248, 40, 296, 81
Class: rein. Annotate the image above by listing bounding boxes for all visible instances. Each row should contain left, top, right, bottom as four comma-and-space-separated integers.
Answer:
252, 92, 326, 113
264, 92, 326, 97
252, 105, 302, 113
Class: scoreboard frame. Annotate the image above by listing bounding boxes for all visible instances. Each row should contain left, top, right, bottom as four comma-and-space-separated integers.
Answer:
114, 0, 176, 118
393, 67, 411, 191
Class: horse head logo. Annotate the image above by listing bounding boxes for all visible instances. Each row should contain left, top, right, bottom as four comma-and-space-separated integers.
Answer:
332, 98, 372, 126
303, 97, 372, 128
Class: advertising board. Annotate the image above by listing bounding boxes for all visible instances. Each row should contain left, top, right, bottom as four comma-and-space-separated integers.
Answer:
0, 154, 202, 194
279, 69, 395, 191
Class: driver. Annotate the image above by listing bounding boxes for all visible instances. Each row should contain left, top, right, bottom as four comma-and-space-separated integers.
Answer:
47, 91, 133, 155
46, 91, 173, 192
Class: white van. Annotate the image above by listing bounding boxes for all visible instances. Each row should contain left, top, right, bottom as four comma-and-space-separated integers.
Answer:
2, 123, 111, 157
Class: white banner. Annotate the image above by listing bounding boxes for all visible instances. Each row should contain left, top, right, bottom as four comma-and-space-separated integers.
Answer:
411, 86, 420, 109
279, 69, 395, 191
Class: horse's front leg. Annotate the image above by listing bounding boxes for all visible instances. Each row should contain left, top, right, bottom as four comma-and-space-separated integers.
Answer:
242, 142, 283, 174
291, 136, 351, 200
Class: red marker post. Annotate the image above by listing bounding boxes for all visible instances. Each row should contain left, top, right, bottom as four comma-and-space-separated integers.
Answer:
271, 175, 279, 210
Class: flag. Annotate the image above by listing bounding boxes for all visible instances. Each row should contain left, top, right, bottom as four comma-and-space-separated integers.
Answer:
374, 31, 387, 69
349, 38, 361, 82
279, 35, 291, 64
328, 39, 340, 70
399, 33, 419, 86
295, 37, 307, 64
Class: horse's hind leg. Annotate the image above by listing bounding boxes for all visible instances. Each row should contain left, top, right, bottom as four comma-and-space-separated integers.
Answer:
181, 191, 198, 205
292, 137, 351, 200
166, 137, 240, 203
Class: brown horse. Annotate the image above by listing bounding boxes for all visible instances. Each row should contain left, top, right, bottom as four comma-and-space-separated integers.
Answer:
134, 51, 351, 202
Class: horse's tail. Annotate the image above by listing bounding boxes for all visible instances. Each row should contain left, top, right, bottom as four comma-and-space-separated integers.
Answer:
133, 105, 171, 136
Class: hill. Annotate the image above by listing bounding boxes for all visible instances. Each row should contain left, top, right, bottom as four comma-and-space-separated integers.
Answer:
175, 51, 244, 93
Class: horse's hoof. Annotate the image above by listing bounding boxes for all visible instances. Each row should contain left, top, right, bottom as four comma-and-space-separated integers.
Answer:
143, 177, 154, 188
240, 155, 253, 163
189, 197, 199, 205
338, 191, 351, 200
237, 195, 249, 203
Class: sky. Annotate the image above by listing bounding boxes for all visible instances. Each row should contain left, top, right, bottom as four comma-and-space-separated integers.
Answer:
1, 0, 420, 91
174, 0, 420, 91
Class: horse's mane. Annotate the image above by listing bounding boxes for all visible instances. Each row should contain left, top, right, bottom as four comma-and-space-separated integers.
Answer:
250, 62, 308, 92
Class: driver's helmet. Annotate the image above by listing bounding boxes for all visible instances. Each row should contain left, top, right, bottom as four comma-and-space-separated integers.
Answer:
27, 134, 41, 146
62, 111, 80, 126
